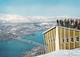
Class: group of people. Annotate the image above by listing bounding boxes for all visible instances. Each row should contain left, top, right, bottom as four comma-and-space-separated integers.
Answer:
56, 19, 80, 29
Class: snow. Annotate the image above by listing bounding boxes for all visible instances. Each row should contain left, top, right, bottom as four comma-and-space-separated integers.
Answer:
0, 14, 80, 23
36, 48, 80, 57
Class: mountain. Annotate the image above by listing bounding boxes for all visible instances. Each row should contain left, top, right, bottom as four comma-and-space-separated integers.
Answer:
0, 14, 79, 23
0, 14, 56, 23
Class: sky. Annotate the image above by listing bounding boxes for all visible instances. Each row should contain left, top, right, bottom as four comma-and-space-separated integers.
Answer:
0, 0, 80, 16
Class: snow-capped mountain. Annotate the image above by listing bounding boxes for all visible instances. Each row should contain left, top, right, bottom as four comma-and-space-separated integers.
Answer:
0, 14, 79, 23
0, 14, 56, 23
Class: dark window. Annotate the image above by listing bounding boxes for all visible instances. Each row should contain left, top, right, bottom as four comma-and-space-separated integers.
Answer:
66, 38, 68, 42
46, 44, 48, 46
51, 39, 53, 42
51, 39, 52, 42
76, 37, 79, 42
71, 38, 73, 42
48, 40, 50, 43
62, 39, 64, 42
53, 39, 55, 42
49, 40, 51, 42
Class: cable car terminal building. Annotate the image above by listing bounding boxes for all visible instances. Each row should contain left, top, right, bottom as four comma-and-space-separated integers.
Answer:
43, 26, 80, 53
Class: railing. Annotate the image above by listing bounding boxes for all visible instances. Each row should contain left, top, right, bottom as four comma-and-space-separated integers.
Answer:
56, 19, 80, 30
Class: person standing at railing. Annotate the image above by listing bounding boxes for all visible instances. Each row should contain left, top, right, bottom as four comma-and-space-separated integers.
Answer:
70, 19, 73, 28
77, 21, 80, 29
64, 19, 67, 27
60, 20, 61, 26
74, 19, 78, 28
67, 19, 70, 27
60, 20, 64, 26
57, 19, 59, 26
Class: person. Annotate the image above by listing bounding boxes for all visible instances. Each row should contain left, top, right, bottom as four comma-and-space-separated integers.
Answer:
67, 19, 70, 27
60, 20, 61, 26
61, 20, 64, 26
64, 19, 67, 27
70, 19, 74, 28
78, 21, 80, 29
75, 19, 78, 28
60, 20, 63, 26
57, 19, 59, 26
77, 21, 80, 29
71, 20, 74, 28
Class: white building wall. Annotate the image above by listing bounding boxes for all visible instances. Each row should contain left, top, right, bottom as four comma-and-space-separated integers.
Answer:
55, 26, 60, 50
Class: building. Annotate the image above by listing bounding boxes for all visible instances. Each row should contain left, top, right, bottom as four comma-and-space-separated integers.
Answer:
43, 26, 80, 53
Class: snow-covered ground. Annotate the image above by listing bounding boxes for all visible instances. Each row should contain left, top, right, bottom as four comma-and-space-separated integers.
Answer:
36, 48, 80, 57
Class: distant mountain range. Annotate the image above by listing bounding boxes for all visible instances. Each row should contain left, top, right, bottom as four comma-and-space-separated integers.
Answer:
0, 14, 79, 23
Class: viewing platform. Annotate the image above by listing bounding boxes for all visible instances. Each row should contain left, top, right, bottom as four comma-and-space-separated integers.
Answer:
43, 19, 80, 53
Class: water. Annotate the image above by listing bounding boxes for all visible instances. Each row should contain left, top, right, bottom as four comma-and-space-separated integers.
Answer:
0, 31, 44, 57
23, 31, 44, 44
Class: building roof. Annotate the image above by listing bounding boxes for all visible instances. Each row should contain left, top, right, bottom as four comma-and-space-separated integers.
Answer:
42, 26, 56, 34
42, 26, 80, 34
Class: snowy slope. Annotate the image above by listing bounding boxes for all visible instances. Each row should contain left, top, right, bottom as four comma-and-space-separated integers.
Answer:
36, 48, 80, 57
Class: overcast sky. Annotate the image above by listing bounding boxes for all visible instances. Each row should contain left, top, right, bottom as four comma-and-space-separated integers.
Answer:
0, 0, 80, 16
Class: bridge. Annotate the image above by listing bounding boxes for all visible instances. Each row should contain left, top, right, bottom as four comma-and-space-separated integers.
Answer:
14, 38, 43, 47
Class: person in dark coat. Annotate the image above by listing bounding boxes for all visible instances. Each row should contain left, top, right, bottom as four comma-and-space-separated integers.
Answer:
77, 21, 80, 29
57, 19, 59, 26
75, 19, 78, 28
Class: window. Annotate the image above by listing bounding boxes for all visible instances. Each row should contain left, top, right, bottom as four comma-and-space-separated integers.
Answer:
71, 38, 73, 42
76, 37, 79, 42
62, 39, 64, 42
48, 39, 50, 43
49, 39, 51, 42
66, 38, 68, 42
53, 38, 55, 42
51, 39, 53, 42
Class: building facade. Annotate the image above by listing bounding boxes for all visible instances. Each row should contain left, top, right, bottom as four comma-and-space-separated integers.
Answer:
43, 26, 80, 53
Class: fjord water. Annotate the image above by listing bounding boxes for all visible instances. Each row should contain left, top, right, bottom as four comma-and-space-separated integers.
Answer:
0, 31, 44, 57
